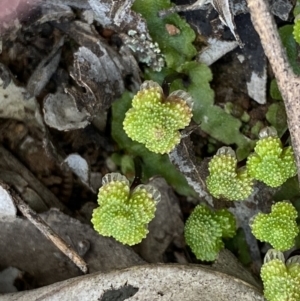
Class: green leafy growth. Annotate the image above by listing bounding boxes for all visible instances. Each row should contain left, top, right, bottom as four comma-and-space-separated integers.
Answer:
173, 61, 255, 160
294, 0, 300, 17
184, 205, 236, 261
92, 173, 160, 245
261, 249, 300, 301
269, 79, 283, 101
250, 201, 299, 251
206, 147, 253, 201
279, 25, 300, 75
266, 102, 287, 138
274, 176, 300, 202
251, 121, 265, 138
247, 136, 297, 187
111, 91, 195, 196
132, 0, 197, 69
123, 81, 192, 154
225, 228, 252, 266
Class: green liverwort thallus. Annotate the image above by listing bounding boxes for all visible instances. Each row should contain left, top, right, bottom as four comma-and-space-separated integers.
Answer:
92, 173, 161, 246
261, 249, 300, 301
250, 201, 299, 251
206, 146, 253, 201
123, 80, 193, 154
184, 204, 236, 261
247, 127, 297, 187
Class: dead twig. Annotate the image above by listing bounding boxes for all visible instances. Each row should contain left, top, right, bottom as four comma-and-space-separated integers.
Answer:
246, 0, 300, 184
10, 187, 88, 274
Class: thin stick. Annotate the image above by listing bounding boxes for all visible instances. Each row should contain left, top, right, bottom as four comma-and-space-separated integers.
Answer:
246, 0, 300, 184
11, 187, 88, 274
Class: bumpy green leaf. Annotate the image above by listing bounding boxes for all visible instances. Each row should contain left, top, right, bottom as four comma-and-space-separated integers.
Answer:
247, 136, 297, 187
123, 81, 192, 154
92, 173, 160, 245
132, 0, 197, 69
206, 148, 253, 201
184, 205, 236, 261
261, 249, 300, 301
111, 91, 195, 196
250, 202, 299, 251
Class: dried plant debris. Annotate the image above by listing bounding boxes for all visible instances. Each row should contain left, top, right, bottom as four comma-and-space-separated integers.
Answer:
0, 181, 16, 219
87, 0, 164, 70
135, 177, 186, 263
197, 39, 239, 66
31, 2, 75, 26
180, 5, 267, 104
64, 154, 90, 188
54, 21, 138, 116
0, 146, 65, 211
25, 37, 64, 98
0, 209, 144, 288
169, 137, 213, 205
0, 0, 155, 128
44, 0, 90, 10
211, 0, 243, 47
67, 45, 124, 114
235, 14, 267, 105
270, 0, 294, 21
43, 92, 90, 131
169, 0, 292, 104
0, 64, 45, 131
88, 0, 146, 34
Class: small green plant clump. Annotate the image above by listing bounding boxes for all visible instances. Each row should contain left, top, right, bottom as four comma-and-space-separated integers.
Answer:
247, 128, 297, 188
250, 201, 299, 251
91, 173, 161, 246
261, 249, 300, 301
206, 127, 297, 201
184, 204, 236, 261
123, 80, 193, 154
206, 146, 253, 201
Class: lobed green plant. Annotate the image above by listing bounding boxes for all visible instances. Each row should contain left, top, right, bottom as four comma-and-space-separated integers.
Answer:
91, 173, 160, 245
247, 128, 297, 188
123, 80, 193, 154
184, 204, 236, 261
206, 146, 253, 201
205, 127, 297, 201
250, 201, 299, 251
111, 91, 195, 197
261, 249, 300, 301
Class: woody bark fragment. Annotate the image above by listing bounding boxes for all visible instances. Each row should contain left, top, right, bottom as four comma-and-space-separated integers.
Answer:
246, 0, 300, 184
